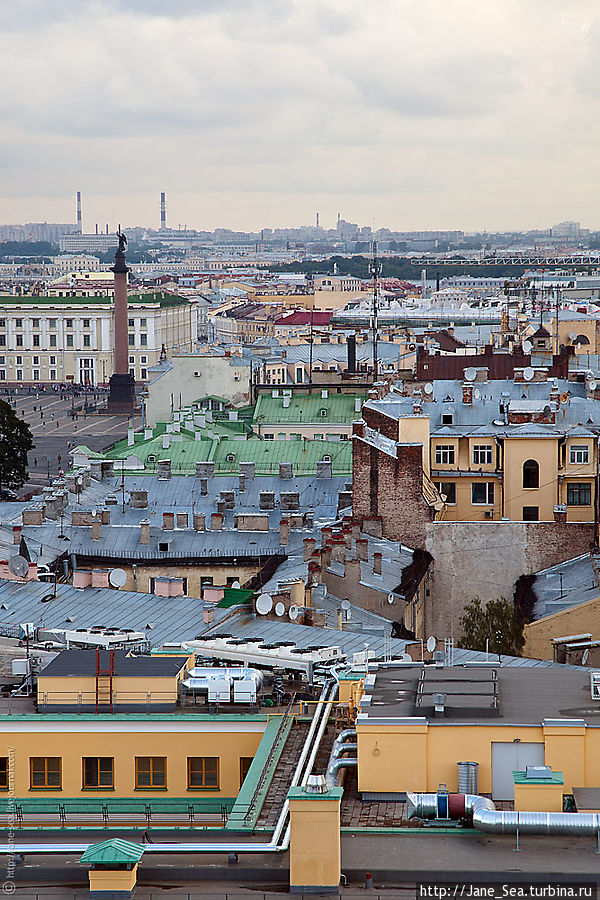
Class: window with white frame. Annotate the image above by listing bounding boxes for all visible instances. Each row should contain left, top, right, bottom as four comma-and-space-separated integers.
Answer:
473, 445, 493, 465
434, 445, 455, 465
570, 445, 589, 465
472, 482, 495, 505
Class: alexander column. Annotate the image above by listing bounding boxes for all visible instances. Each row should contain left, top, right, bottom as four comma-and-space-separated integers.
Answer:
107, 227, 137, 413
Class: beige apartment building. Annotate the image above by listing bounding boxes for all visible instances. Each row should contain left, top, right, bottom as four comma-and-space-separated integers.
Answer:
0, 292, 194, 385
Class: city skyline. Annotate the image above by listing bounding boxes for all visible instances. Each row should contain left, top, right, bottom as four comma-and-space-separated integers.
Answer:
1, 1, 600, 231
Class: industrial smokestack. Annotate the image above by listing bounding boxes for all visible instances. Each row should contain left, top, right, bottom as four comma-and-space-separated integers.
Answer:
347, 334, 356, 373
160, 192, 166, 230
76, 191, 82, 233
106, 224, 109, 234
316, 212, 320, 228
95, 223, 98, 235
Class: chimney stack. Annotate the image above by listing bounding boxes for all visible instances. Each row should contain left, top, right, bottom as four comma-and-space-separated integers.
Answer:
462, 382, 473, 405
91, 517, 101, 541
140, 520, 150, 545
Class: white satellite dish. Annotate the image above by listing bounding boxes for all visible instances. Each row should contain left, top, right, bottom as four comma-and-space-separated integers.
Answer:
427, 635, 437, 653
464, 367, 477, 381
569, 331, 577, 341
522, 340, 533, 354
387, 592, 395, 604
275, 601, 285, 617
109, 568, 127, 588
523, 367, 534, 382
589, 381, 597, 391
474, 388, 481, 400
289, 605, 299, 621
8, 556, 28, 578
586, 370, 595, 381
256, 593, 273, 615
231, 580, 240, 589
424, 383, 434, 395
341, 600, 351, 611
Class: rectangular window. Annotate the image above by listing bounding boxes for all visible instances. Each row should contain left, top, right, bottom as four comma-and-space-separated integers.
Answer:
30, 757, 61, 789
49, 334, 57, 347
83, 318, 90, 328
66, 319, 73, 328
135, 757, 166, 789
33, 369, 39, 380
83, 757, 114, 789
16, 356, 22, 366
140, 318, 147, 328
83, 335, 91, 347
441, 413, 454, 425
0, 319, 5, 328
50, 355, 56, 365
140, 355, 147, 364
240, 757, 253, 787
32, 318, 39, 328
128, 334, 135, 346
50, 370, 57, 381
140, 333, 147, 347
15, 335, 23, 347
15, 318, 22, 328
0, 757, 8, 789
16, 370, 22, 381
0, 372, 6, 381
0, 336, 5, 347
570, 445, 589, 465
473, 445, 493, 465
264, 433, 274, 440
567, 483, 592, 506
128, 318, 134, 327
434, 445, 455, 465
187, 757, 219, 789
472, 482, 495, 505
523, 506, 539, 521
32, 356, 39, 366
141, 368, 147, 379
434, 481, 456, 504
66, 335, 74, 348
49, 318, 56, 329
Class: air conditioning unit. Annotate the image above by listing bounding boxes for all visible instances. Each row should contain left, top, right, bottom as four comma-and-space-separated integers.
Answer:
484, 510, 494, 519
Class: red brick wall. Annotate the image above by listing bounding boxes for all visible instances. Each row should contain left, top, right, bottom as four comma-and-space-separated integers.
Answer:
362, 406, 399, 439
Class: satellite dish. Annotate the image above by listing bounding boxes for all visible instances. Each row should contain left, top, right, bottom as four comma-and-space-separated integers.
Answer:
523, 367, 534, 382
8, 556, 28, 578
427, 635, 437, 653
275, 601, 285, 617
341, 600, 351, 611
231, 580, 240, 589
424, 383, 434, 395
109, 568, 127, 588
474, 388, 481, 399
464, 367, 476, 381
256, 593, 273, 615
522, 340, 533, 354
585, 370, 595, 380
289, 605, 299, 621
569, 331, 577, 341
589, 381, 597, 391
387, 592, 395, 604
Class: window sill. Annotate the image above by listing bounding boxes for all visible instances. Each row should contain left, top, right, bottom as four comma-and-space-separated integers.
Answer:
134, 787, 167, 791
187, 786, 220, 792
29, 787, 62, 791
82, 787, 115, 791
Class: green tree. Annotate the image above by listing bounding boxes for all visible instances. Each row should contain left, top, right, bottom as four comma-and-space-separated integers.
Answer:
0, 400, 34, 495
458, 597, 524, 657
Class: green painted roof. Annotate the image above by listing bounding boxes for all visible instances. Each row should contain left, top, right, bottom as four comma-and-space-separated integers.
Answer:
253, 391, 365, 426
80, 838, 145, 865
513, 770, 564, 785
218, 587, 254, 608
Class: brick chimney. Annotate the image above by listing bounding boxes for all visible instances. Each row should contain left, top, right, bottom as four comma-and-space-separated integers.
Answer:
373, 552, 382, 575
91, 518, 101, 540
303, 536, 317, 561
176, 512, 188, 528
553, 504, 567, 524
344, 557, 362, 581
356, 538, 368, 561
12, 526, 22, 545
211, 512, 223, 531
162, 511, 175, 530
462, 382, 473, 405
140, 519, 150, 545
193, 513, 205, 532
279, 518, 289, 546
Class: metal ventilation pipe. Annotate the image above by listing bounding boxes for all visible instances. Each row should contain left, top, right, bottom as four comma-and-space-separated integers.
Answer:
407, 792, 600, 836
325, 728, 357, 788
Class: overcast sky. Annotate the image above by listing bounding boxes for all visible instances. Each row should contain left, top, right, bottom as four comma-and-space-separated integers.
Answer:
1, 0, 599, 232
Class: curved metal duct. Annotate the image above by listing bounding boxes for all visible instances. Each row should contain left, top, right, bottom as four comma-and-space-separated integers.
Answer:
326, 758, 357, 787
407, 791, 600, 835
325, 728, 357, 788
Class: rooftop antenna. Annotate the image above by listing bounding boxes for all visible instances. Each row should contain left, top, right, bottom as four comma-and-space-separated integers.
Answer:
369, 240, 381, 380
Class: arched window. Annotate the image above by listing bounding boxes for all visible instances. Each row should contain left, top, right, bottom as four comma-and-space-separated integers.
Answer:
523, 459, 539, 489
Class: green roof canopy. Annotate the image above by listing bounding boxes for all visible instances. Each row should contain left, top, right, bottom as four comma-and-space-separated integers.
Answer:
80, 839, 145, 866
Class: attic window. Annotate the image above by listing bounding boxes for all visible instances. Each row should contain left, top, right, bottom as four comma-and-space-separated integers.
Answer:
322, 455, 332, 463
226, 453, 235, 463
148, 455, 156, 463
441, 413, 453, 425
320, 408, 327, 417
158, 541, 169, 552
